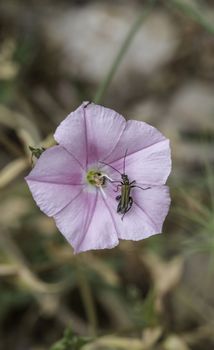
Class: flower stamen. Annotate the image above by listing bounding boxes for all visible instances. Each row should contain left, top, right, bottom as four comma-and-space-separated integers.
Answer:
86, 169, 106, 187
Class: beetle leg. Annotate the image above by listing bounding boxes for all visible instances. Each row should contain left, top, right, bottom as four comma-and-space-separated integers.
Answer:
131, 185, 151, 190
121, 197, 133, 220
125, 197, 133, 213
128, 196, 133, 208
117, 200, 122, 213
114, 184, 122, 192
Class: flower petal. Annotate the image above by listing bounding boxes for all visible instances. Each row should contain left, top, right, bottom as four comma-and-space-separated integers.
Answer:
54, 104, 87, 169
54, 102, 126, 168
26, 145, 84, 184
105, 119, 166, 159
103, 184, 170, 241
102, 120, 171, 185
54, 189, 119, 253
131, 185, 171, 233
112, 139, 171, 185
25, 145, 84, 216
101, 139, 171, 186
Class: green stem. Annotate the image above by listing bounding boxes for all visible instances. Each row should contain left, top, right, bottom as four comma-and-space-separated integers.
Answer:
76, 263, 97, 336
94, 0, 157, 104
168, 0, 214, 35
204, 154, 214, 213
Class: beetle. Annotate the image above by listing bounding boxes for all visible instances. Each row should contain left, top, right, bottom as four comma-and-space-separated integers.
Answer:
100, 150, 150, 220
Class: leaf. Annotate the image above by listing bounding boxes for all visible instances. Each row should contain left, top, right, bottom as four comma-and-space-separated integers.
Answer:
50, 327, 92, 350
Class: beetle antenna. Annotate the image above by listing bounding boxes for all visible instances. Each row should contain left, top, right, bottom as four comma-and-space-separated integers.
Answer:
131, 185, 151, 191
123, 149, 128, 174
99, 161, 122, 175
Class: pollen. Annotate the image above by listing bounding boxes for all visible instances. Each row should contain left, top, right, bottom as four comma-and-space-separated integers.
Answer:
86, 169, 106, 187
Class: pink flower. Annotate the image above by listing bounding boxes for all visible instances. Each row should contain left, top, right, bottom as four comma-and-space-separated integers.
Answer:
25, 102, 171, 253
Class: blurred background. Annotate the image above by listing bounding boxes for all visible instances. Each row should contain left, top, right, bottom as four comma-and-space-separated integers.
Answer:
0, 0, 214, 349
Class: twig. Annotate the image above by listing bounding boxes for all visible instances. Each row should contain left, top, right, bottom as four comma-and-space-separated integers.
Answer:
94, 0, 157, 104
168, 0, 214, 35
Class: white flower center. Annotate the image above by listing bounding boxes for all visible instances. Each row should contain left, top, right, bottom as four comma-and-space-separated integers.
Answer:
86, 169, 106, 188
